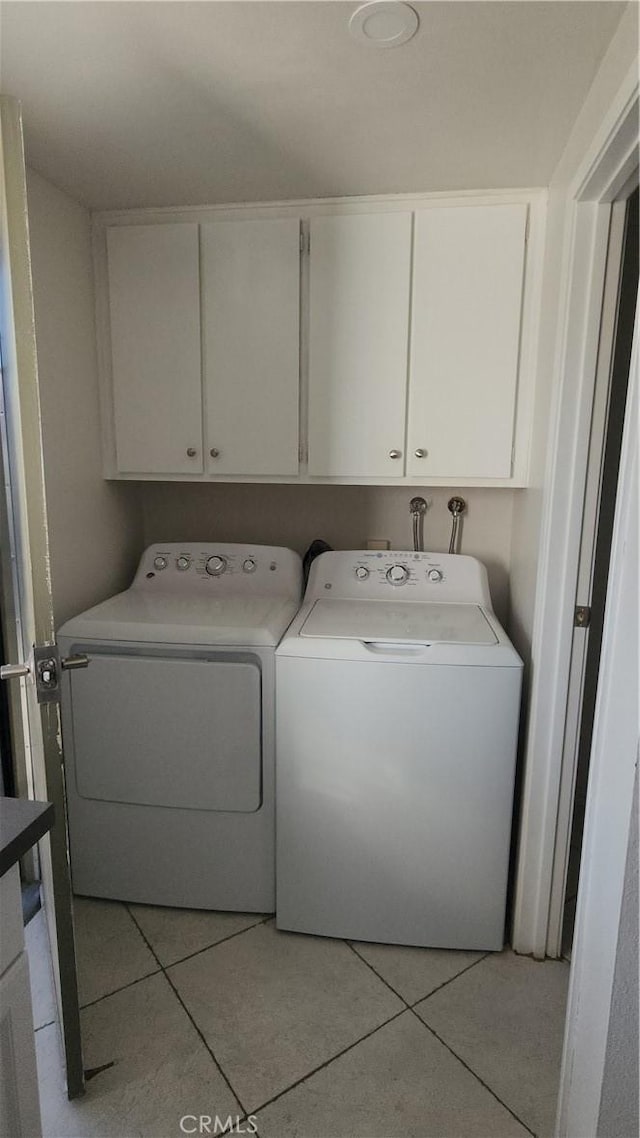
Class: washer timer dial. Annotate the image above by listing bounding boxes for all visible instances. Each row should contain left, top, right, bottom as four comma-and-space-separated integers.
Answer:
386, 564, 409, 586
205, 555, 227, 577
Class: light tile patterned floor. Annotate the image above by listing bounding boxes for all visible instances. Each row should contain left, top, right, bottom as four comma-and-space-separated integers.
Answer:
28, 898, 570, 1138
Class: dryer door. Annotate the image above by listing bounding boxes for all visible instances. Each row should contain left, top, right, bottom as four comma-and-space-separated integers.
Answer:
68, 653, 261, 812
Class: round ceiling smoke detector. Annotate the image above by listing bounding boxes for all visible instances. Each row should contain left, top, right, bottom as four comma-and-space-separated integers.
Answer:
349, 2, 419, 49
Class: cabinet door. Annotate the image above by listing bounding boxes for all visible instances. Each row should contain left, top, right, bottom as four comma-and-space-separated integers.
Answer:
106, 223, 202, 474
407, 204, 527, 479
0, 951, 42, 1138
202, 219, 300, 476
308, 213, 412, 477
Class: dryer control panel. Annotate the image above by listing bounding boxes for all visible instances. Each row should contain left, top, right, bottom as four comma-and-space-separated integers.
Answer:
305, 551, 492, 607
133, 544, 302, 597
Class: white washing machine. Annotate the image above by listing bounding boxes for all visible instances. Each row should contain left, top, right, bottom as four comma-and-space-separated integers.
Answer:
276, 550, 522, 950
58, 543, 301, 911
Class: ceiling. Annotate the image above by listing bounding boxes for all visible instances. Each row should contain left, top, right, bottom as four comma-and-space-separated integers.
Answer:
0, 1, 627, 211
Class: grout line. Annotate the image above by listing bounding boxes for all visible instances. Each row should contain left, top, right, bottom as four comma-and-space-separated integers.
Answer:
347, 940, 490, 1011
162, 968, 248, 1117
157, 913, 273, 970
34, 1018, 56, 1033
79, 967, 163, 1010
410, 952, 490, 1007
126, 904, 247, 1116
409, 1008, 536, 1137
248, 1007, 408, 1118
73, 905, 537, 1135
346, 942, 534, 1134
345, 941, 407, 1003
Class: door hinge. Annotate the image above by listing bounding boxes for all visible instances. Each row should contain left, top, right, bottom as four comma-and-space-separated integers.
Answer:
574, 605, 591, 629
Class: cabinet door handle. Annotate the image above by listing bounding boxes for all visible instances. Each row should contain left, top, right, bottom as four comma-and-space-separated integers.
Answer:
389, 449, 402, 460
210, 448, 220, 459
186, 448, 197, 457
414, 448, 428, 459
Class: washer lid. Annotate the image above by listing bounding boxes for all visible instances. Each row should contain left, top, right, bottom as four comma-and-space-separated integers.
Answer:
58, 591, 300, 647
299, 599, 498, 645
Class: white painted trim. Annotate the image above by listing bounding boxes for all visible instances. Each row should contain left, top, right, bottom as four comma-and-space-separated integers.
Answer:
512, 201, 611, 957
93, 186, 546, 226
545, 201, 628, 958
512, 74, 639, 958
555, 296, 638, 1138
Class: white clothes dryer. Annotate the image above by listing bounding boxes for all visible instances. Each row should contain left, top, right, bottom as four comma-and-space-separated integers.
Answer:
275, 550, 522, 950
58, 543, 301, 911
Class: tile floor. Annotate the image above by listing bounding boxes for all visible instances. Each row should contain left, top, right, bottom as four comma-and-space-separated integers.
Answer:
27, 898, 570, 1138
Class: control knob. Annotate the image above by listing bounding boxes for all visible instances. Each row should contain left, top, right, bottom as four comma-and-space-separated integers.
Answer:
242, 559, 256, 574
176, 556, 191, 571
386, 564, 409, 586
206, 555, 227, 577
355, 566, 369, 580
153, 556, 167, 571
428, 569, 443, 582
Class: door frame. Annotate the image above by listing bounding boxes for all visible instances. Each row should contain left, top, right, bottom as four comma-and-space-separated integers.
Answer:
0, 95, 84, 1098
512, 65, 638, 960
556, 285, 638, 1137
546, 191, 634, 959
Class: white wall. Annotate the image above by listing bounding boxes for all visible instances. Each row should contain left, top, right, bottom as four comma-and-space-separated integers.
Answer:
598, 766, 639, 1137
139, 484, 515, 624
508, 1, 639, 663
26, 169, 142, 628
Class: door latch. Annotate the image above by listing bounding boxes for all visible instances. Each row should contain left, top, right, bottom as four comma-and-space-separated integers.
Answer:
34, 646, 89, 704
34, 645, 61, 703
574, 605, 591, 628
1, 646, 89, 702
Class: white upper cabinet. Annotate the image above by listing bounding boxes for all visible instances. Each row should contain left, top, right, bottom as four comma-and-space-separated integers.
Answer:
98, 193, 540, 485
308, 213, 412, 477
407, 204, 528, 479
106, 223, 202, 474
202, 219, 300, 477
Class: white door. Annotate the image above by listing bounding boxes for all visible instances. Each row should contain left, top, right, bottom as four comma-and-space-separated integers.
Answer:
407, 204, 527, 479
202, 218, 300, 476
308, 212, 412, 478
106, 222, 203, 475
0, 97, 83, 1097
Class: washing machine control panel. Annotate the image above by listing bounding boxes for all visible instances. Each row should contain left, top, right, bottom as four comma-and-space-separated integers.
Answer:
312, 551, 493, 606
347, 552, 446, 592
205, 555, 227, 577
386, 564, 409, 586
135, 543, 302, 597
